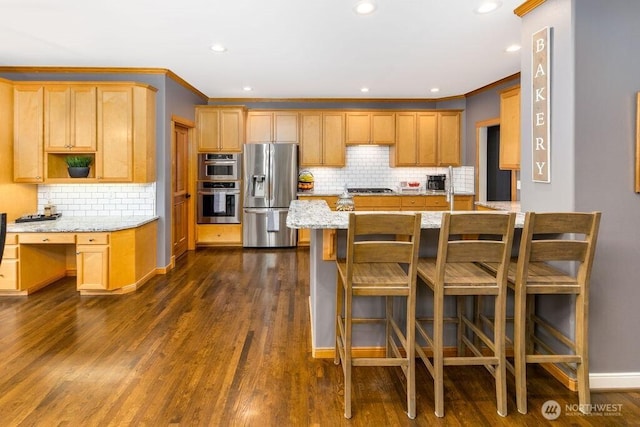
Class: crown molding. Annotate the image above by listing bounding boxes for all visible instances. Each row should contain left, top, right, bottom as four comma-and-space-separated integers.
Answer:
515, 0, 547, 17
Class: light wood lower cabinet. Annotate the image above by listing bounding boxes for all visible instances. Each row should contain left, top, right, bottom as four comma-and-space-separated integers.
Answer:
196, 224, 242, 246
0, 221, 157, 296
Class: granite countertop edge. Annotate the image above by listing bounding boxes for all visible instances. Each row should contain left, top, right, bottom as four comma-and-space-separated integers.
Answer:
474, 201, 521, 212
7, 216, 159, 233
297, 190, 475, 197
286, 200, 524, 230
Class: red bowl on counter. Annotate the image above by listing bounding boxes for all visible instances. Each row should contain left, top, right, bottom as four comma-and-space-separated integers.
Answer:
408, 181, 420, 187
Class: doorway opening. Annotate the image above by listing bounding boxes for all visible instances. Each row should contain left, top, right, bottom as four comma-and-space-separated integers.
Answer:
475, 119, 517, 202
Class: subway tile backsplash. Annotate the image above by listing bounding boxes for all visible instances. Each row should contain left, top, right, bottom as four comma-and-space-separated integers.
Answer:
304, 145, 475, 193
37, 183, 156, 217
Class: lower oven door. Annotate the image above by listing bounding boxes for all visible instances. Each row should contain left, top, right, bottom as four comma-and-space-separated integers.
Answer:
197, 190, 241, 224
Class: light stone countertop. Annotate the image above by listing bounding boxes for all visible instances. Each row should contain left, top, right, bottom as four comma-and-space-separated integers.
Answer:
474, 201, 521, 212
7, 216, 159, 233
297, 190, 475, 197
286, 200, 524, 230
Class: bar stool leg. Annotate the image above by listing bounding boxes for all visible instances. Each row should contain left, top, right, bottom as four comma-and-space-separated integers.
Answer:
344, 291, 353, 419
433, 287, 445, 417
494, 293, 507, 417
406, 294, 416, 419
514, 285, 528, 414
576, 292, 591, 414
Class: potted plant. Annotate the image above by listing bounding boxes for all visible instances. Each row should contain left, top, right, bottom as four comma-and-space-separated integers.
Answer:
65, 155, 92, 178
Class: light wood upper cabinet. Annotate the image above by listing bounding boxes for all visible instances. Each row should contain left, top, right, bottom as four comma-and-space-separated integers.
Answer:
390, 111, 459, 166
438, 111, 461, 166
44, 85, 96, 152
345, 111, 395, 145
95, 85, 156, 183
246, 111, 298, 143
499, 85, 520, 170
196, 106, 245, 152
299, 111, 345, 167
13, 85, 44, 182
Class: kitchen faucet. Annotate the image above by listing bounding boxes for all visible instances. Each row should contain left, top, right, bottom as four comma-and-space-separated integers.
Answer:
446, 165, 455, 212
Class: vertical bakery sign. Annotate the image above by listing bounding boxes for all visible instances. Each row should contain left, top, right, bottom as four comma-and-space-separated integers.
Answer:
532, 27, 551, 183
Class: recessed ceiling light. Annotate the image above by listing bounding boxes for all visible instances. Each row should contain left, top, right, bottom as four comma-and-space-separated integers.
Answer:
354, 0, 377, 15
474, 1, 502, 14
360, 87, 370, 93
210, 44, 227, 53
242, 86, 253, 92
505, 44, 521, 53
430, 88, 440, 93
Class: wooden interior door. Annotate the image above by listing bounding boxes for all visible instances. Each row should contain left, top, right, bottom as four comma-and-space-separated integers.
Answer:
172, 124, 189, 259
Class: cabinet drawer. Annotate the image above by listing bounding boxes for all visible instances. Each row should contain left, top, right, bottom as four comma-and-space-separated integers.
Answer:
401, 196, 427, 208
2, 245, 18, 259
0, 260, 19, 290
425, 196, 448, 208
76, 233, 109, 245
19, 233, 76, 244
354, 196, 400, 209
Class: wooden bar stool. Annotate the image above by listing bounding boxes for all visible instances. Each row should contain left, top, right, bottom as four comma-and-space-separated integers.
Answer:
334, 212, 421, 419
507, 212, 601, 414
416, 212, 516, 417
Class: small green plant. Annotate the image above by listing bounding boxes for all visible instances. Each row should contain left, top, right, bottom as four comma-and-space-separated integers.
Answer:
65, 156, 92, 168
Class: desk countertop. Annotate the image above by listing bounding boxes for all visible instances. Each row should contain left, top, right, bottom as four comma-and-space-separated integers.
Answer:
7, 216, 158, 233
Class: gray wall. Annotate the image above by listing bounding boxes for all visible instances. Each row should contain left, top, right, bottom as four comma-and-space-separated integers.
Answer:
0, 70, 207, 268
464, 77, 521, 167
521, 0, 640, 373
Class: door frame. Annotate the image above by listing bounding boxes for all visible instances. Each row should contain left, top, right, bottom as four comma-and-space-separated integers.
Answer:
171, 115, 196, 263
475, 118, 518, 202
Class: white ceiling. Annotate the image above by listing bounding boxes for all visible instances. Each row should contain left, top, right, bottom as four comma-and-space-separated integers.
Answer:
0, 0, 523, 99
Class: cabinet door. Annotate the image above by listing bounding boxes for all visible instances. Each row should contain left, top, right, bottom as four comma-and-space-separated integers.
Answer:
417, 112, 438, 165
97, 87, 133, 181
437, 111, 461, 166
273, 111, 298, 143
394, 113, 418, 166
196, 108, 220, 151
14, 85, 44, 182
300, 112, 322, 166
76, 244, 109, 290
371, 112, 395, 145
246, 112, 274, 143
219, 109, 243, 152
345, 112, 371, 144
322, 112, 345, 166
44, 86, 96, 152
499, 86, 521, 170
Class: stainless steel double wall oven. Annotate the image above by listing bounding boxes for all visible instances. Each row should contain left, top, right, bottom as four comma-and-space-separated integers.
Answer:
197, 153, 241, 224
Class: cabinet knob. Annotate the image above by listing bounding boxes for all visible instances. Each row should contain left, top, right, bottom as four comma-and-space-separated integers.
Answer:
76, 252, 80, 255
42, 238, 49, 242
89, 238, 95, 242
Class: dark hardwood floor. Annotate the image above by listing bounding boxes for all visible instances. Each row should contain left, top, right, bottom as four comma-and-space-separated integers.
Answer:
0, 247, 638, 426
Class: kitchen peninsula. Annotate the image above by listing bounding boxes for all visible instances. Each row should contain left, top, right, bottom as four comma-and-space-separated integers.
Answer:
286, 199, 524, 358
1, 216, 158, 296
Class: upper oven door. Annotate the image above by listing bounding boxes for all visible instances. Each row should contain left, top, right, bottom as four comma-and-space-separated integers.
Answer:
198, 154, 241, 180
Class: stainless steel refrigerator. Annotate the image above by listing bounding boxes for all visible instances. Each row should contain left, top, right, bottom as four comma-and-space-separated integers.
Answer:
243, 143, 298, 247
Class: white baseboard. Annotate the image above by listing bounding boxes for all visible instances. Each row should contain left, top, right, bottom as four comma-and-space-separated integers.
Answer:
590, 372, 640, 390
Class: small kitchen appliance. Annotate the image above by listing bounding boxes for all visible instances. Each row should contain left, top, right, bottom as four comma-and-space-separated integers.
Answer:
426, 174, 446, 191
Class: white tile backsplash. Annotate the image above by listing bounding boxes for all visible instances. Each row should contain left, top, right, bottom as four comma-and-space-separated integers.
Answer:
304, 146, 475, 193
37, 183, 156, 217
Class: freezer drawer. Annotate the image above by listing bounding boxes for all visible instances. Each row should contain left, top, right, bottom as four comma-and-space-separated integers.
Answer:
243, 208, 297, 248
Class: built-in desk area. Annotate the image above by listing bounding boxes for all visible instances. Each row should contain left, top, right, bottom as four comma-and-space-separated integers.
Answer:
1, 217, 158, 296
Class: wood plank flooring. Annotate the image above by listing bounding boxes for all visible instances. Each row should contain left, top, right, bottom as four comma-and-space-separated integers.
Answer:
0, 247, 638, 426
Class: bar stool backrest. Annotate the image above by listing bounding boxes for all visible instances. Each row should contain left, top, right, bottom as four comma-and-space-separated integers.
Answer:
346, 212, 421, 286
516, 212, 601, 286
435, 212, 516, 285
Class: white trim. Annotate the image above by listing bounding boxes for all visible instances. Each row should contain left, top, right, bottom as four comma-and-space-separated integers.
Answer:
590, 372, 640, 390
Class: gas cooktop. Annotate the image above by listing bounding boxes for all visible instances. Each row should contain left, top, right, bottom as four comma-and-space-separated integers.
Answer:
15, 213, 62, 223
347, 188, 395, 194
